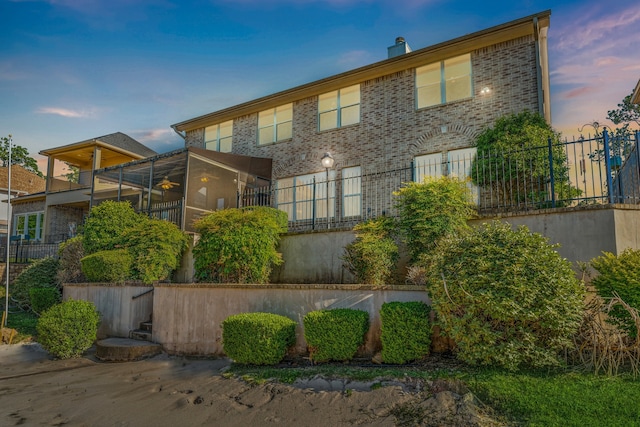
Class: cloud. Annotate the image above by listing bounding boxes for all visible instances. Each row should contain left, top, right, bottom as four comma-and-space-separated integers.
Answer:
133, 128, 174, 143
36, 107, 97, 118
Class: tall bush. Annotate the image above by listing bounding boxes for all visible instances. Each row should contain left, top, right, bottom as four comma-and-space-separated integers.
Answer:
193, 206, 287, 283
591, 249, 640, 337
121, 218, 189, 284
380, 301, 431, 364
82, 201, 143, 254
303, 308, 369, 362
424, 222, 584, 371
222, 312, 296, 365
342, 217, 398, 285
394, 176, 475, 261
37, 299, 100, 359
11, 257, 60, 311
29, 287, 61, 314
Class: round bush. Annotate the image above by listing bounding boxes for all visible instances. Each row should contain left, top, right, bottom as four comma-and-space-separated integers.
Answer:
11, 257, 60, 311
81, 249, 133, 283
37, 299, 100, 359
82, 200, 143, 254
424, 222, 584, 371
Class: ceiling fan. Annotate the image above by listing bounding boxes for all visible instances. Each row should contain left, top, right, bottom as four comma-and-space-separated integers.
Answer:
157, 176, 180, 190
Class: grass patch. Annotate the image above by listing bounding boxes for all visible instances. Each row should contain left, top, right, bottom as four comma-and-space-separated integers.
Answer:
463, 369, 640, 426
6, 311, 38, 342
228, 361, 640, 426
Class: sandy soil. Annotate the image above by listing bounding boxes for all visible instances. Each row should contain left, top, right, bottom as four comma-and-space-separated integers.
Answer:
0, 344, 495, 427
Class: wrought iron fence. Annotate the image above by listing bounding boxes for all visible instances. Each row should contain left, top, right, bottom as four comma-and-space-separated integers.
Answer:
240, 129, 640, 231
0, 242, 60, 263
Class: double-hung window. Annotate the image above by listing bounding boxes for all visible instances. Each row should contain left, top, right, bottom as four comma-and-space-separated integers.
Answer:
14, 211, 44, 241
416, 53, 472, 108
276, 172, 336, 221
342, 166, 361, 217
414, 153, 443, 183
318, 84, 360, 131
204, 120, 233, 153
413, 148, 479, 203
258, 104, 293, 145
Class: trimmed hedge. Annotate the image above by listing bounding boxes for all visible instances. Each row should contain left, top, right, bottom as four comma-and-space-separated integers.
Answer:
303, 308, 369, 362
380, 301, 431, 364
222, 312, 296, 365
81, 249, 133, 283
29, 287, 61, 315
36, 299, 100, 359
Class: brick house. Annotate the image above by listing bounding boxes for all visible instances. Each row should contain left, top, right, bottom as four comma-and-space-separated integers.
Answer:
170, 10, 551, 228
10, 132, 156, 243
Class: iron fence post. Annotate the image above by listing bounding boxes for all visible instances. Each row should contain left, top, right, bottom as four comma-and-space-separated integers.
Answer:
603, 129, 615, 204
311, 177, 316, 230
547, 137, 556, 208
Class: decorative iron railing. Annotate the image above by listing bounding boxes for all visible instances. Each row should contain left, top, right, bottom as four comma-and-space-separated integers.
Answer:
240, 130, 640, 231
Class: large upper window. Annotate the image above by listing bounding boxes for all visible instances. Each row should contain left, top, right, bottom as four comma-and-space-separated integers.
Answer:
258, 104, 293, 145
318, 84, 360, 131
276, 171, 336, 221
416, 54, 472, 109
204, 120, 233, 153
14, 211, 44, 241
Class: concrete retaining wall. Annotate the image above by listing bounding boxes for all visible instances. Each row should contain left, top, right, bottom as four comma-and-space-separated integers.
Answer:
64, 284, 154, 339
152, 283, 428, 357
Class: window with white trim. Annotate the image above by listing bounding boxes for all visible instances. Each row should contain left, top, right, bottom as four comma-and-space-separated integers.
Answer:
416, 53, 472, 108
204, 120, 233, 153
447, 147, 479, 203
258, 104, 293, 145
318, 84, 360, 131
342, 166, 361, 217
14, 211, 44, 241
276, 171, 336, 221
414, 152, 443, 183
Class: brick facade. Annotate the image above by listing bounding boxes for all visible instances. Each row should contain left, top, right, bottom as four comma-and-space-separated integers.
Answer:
184, 35, 540, 181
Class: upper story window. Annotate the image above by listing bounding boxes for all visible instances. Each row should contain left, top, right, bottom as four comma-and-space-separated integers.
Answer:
318, 84, 360, 131
258, 104, 293, 145
416, 53, 472, 109
204, 120, 233, 153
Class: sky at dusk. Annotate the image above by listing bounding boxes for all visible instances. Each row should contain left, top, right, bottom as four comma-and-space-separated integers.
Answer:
1, 0, 639, 174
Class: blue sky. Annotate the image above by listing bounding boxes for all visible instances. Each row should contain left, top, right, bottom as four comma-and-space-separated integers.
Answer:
1, 0, 639, 174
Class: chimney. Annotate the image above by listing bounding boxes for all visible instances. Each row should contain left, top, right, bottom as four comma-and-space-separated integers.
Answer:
387, 36, 412, 59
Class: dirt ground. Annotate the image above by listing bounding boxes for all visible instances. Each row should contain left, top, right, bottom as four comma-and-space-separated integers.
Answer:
0, 343, 500, 426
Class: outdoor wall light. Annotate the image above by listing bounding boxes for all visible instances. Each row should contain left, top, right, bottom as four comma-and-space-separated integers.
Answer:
321, 152, 335, 169
480, 86, 491, 95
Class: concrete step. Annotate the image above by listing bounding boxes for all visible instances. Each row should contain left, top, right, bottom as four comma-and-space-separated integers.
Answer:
140, 321, 153, 332
96, 338, 162, 362
130, 329, 152, 342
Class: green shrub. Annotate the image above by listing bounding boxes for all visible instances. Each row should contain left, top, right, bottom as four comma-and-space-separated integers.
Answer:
591, 249, 640, 337
394, 176, 475, 262
29, 287, 61, 314
121, 218, 189, 284
303, 308, 369, 362
81, 249, 133, 283
11, 257, 60, 311
193, 206, 288, 283
82, 201, 143, 254
57, 236, 86, 283
424, 222, 584, 371
380, 301, 431, 364
342, 217, 399, 285
37, 299, 100, 359
222, 312, 296, 365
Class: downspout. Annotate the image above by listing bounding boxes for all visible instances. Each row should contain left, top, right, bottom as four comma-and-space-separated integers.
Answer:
533, 17, 544, 120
